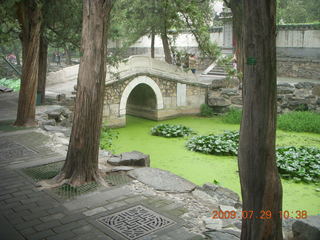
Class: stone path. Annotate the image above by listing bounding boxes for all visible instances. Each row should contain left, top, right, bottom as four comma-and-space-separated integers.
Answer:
0, 129, 207, 240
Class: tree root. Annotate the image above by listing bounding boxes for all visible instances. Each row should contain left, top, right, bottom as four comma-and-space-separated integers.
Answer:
37, 170, 110, 189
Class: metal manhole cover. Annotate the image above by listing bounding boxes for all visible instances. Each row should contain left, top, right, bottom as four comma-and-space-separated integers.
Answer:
97, 205, 176, 240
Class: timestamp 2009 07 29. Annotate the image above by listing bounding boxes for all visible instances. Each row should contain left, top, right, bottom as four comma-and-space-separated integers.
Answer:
211, 210, 308, 220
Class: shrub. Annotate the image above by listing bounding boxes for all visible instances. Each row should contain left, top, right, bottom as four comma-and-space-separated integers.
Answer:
277, 111, 320, 134
186, 130, 320, 183
100, 125, 119, 150
200, 104, 214, 117
151, 124, 194, 138
276, 146, 320, 183
186, 131, 239, 155
222, 108, 242, 124
0, 78, 20, 91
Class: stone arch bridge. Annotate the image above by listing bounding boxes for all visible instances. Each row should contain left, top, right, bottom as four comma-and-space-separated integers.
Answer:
104, 56, 209, 127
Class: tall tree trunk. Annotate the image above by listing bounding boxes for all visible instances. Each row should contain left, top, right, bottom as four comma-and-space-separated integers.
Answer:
161, 30, 172, 64
225, 0, 244, 76
64, 46, 72, 65
13, 42, 21, 66
238, 0, 283, 239
37, 34, 48, 104
60, 0, 112, 186
151, 27, 155, 58
15, 0, 42, 127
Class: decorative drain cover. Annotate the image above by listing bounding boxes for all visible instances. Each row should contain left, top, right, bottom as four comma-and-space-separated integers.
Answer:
97, 205, 176, 240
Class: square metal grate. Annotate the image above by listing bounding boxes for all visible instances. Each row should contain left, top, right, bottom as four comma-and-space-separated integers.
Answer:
97, 205, 176, 240
22, 162, 132, 199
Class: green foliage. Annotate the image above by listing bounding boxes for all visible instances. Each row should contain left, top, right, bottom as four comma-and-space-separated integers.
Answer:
200, 104, 214, 117
151, 124, 194, 138
186, 131, 239, 156
276, 146, 320, 183
0, 78, 20, 91
277, 111, 320, 134
217, 55, 242, 80
186, 128, 320, 183
100, 125, 119, 151
222, 108, 242, 124
277, 0, 320, 24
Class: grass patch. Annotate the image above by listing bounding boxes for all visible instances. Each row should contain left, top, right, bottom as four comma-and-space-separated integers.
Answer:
222, 108, 242, 124
200, 104, 214, 117
0, 120, 32, 132
278, 111, 320, 134
0, 78, 20, 91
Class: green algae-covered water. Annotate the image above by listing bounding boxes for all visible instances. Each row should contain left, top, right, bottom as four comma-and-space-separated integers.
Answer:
110, 115, 320, 215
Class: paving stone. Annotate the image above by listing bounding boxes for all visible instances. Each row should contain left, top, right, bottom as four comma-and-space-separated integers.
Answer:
104, 201, 127, 210
63, 186, 132, 211
167, 228, 200, 240
60, 213, 86, 224
71, 225, 94, 235
83, 207, 107, 217
23, 210, 49, 221
20, 227, 36, 237
12, 202, 37, 212
28, 229, 55, 240
34, 219, 61, 231
15, 219, 42, 230
46, 230, 76, 240
53, 220, 87, 233
40, 213, 65, 222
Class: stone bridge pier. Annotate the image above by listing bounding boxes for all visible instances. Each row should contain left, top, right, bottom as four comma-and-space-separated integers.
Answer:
103, 56, 208, 127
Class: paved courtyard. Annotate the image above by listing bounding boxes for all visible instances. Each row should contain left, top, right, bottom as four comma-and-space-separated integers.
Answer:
0, 128, 205, 240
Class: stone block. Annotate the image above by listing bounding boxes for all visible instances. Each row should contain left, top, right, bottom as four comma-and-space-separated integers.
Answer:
292, 215, 320, 240
108, 151, 150, 167
208, 96, 231, 107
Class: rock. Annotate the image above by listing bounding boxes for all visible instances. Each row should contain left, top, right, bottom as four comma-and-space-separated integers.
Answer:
204, 230, 240, 240
203, 217, 223, 230
287, 97, 308, 110
128, 167, 196, 193
202, 183, 241, 207
107, 151, 150, 167
219, 205, 237, 212
292, 215, 320, 240
210, 78, 239, 90
47, 111, 61, 120
221, 88, 239, 97
208, 96, 231, 107
277, 86, 295, 94
312, 85, 320, 96
192, 189, 219, 209
41, 119, 56, 126
294, 82, 315, 89
43, 125, 69, 134
112, 166, 135, 172
230, 96, 242, 105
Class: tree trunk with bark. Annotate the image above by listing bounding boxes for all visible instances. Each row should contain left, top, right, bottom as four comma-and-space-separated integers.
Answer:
37, 34, 48, 104
64, 46, 72, 65
238, 0, 283, 239
59, 0, 112, 186
15, 0, 42, 127
161, 29, 172, 64
151, 28, 155, 58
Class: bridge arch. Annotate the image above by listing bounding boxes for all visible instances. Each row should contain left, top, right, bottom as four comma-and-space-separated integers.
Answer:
119, 75, 164, 116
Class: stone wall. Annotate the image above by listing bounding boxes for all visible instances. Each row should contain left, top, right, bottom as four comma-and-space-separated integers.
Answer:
277, 58, 320, 80
207, 80, 320, 114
